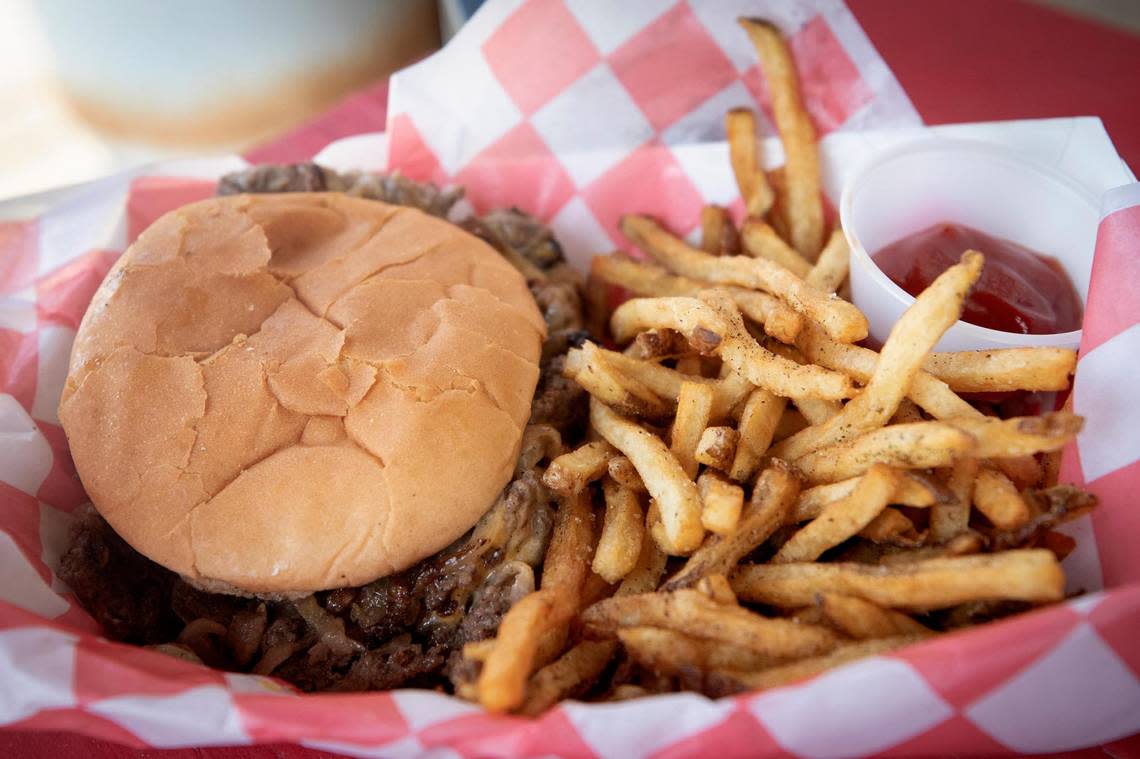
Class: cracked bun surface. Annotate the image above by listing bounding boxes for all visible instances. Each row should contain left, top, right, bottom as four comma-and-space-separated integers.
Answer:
59, 193, 545, 595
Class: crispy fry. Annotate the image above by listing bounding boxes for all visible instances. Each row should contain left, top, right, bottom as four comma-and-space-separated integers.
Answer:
738, 18, 823, 258
671, 381, 715, 478
816, 593, 933, 639
590, 254, 802, 343
699, 292, 855, 400
774, 464, 898, 562
695, 574, 738, 605
793, 472, 939, 522
664, 462, 799, 590
731, 549, 1065, 610
773, 251, 984, 460
701, 205, 732, 254
522, 639, 617, 716
795, 422, 975, 484
593, 480, 646, 584
945, 412, 1083, 458
796, 321, 977, 419
695, 426, 738, 471
608, 454, 647, 493
740, 219, 813, 277
618, 530, 668, 596
806, 229, 850, 293
990, 485, 1096, 551
714, 635, 927, 694
923, 348, 1077, 392
582, 588, 839, 660
620, 215, 867, 343
729, 388, 786, 481
972, 466, 1031, 530
609, 295, 726, 352
591, 398, 704, 554
726, 108, 775, 217
619, 626, 771, 676
543, 441, 616, 496
567, 341, 672, 419
633, 328, 691, 360
478, 489, 595, 712
698, 471, 746, 535
859, 507, 921, 545
930, 458, 978, 543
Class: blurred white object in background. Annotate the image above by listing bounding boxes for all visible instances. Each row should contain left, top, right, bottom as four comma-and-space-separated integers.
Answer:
0, 0, 438, 201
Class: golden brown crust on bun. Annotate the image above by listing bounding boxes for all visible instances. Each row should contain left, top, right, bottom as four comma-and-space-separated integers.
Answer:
60, 193, 545, 594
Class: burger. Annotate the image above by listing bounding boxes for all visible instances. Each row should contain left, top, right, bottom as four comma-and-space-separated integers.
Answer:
57, 165, 588, 692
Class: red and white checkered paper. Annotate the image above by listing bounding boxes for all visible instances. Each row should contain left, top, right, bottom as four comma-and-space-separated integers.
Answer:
2, 1, 1140, 756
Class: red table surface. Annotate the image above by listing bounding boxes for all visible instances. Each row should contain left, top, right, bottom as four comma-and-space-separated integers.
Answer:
5, 1, 1139, 757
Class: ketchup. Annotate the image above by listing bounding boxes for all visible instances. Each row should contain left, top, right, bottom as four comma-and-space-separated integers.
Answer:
871, 223, 1083, 334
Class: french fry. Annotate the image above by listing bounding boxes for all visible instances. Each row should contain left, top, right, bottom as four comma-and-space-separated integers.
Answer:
876, 531, 984, 565
589, 255, 802, 343
698, 471, 746, 535
713, 635, 927, 694
699, 292, 856, 400
738, 18, 823, 258
792, 472, 939, 522
609, 295, 726, 352
522, 639, 617, 716
774, 464, 898, 562
730, 549, 1065, 609
816, 593, 933, 639
930, 457, 979, 543
729, 388, 786, 482
923, 348, 1077, 392
478, 490, 594, 712
619, 626, 772, 676
582, 588, 839, 660
620, 215, 867, 343
664, 462, 799, 590
543, 441, 616, 495
700, 205, 734, 254
945, 412, 1083, 458
859, 507, 921, 545
726, 108, 775, 217
671, 381, 715, 478
990, 484, 1096, 551
695, 573, 738, 605
972, 466, 1031, 530
806, 229, 850, 293
591, 398, 704, 554
608, 454, 647, 493
773, 251, 984, 460
633, 328, 691, 360
567, 341, 671, 419
695, 426, 739, 471
794, 422, 975, 484
617, 529, 668, 596
593, 480, 646, 583
740, 219, 813, 277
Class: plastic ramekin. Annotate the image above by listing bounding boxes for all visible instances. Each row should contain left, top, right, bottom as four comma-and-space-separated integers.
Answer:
839, 139, 1099, 352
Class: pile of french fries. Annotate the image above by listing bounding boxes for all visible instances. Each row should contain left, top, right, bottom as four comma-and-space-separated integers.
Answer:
464, 18, 1095, 715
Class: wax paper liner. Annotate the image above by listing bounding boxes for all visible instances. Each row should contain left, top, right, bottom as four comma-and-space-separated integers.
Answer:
2, 0, 1140, 756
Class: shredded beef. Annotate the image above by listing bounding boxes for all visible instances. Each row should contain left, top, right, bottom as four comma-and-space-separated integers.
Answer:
59, 165, 584, 692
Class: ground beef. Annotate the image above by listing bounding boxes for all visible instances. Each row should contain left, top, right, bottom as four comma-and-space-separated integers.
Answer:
57, 505, 180, 645
58, 165, 585, 693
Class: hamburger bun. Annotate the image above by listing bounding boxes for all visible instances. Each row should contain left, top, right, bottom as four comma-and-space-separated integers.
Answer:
59, 193, 545, 595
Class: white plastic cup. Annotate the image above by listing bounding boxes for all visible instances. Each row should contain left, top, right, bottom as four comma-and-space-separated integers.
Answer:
840, 139, 1099, 352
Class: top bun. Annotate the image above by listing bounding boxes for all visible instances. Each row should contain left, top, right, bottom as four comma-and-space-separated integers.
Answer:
60, 193, 545, 594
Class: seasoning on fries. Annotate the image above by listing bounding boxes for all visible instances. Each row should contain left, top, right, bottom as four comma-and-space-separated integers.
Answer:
461, 16, 1095, 714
